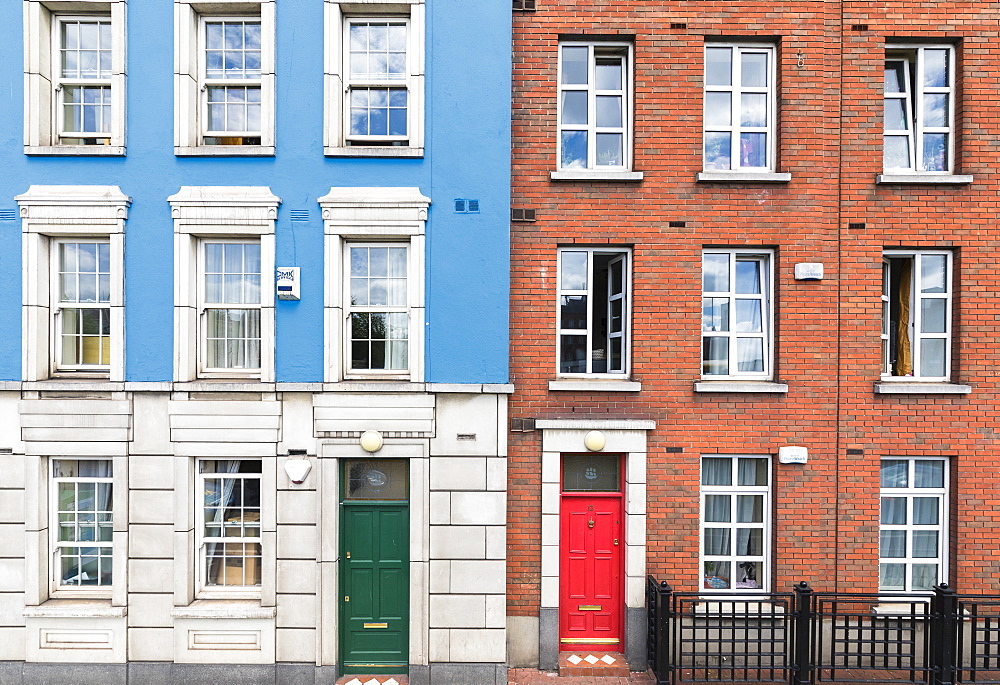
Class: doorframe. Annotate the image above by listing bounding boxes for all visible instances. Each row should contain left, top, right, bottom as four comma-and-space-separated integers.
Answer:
316, 441, 430, 672
535, 420, 654, 669
558, 456, 626, 650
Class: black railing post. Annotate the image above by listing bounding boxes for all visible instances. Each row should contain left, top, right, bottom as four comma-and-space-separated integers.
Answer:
647, 577, 673, 684
792, 581, 814, 685
930, 583, 958, 685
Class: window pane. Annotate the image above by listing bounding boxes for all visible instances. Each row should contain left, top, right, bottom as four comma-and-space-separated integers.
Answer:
703, 131, 731, 170
595, 133, 623, 166
739, 132, 767, 167
881, 497, 906, 525
702, 253, 730, 292
911, 564, 938, 591
704, 495, 731, 523
920, 299, 946, 333
735, 529, 761, 555
914, 460, 944, 488
704, 561, 730, 589
705, 48, 732, 86
734, 300, 762, 332
595, 58, 622, 90
735, 561, 761, 589
880, 563, 905, 591
884, 61, 906, 93
740, 52, 768, 87
919, 338, 946, 377
560, 251, 588, 291
560, 91, 588, 125
919, 255, 947, 293
740, 93, 767, 127
736, 495, 763, 523
596, 96, 622, 127
923, 93, 948, 128
344, 459, 408, 500
922, 49, 949, 88
704, 528, 730, 555
702, 457, 732, 486
702, 298, 729, 332
736, 338, 764, 372
880, 530, 905, 558
561, 130, 588, 169
560, 295, 587, 330
560, 335, 587, 373
884, 99, 909, 131
912, 531, 938, 558
884, 135, 912, 169
704, 92, 731, 127
922, 133, 948, 172
913, 497, 939, 525
881, 460, 908, 488
562, 455, 620, 492
561, 46, 589, 85
737, 458, 768, 486
702, 337, 728, 375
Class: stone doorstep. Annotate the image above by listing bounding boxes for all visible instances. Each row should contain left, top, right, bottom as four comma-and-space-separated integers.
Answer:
558, 651, 630, 677
336, 677, 408, 685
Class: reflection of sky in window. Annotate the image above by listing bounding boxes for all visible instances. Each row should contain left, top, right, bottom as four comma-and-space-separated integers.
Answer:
702, 253, 729, 291
561, 131, 588, 169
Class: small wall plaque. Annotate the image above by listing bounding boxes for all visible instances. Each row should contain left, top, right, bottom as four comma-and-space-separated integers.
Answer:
778, 445, 808, 464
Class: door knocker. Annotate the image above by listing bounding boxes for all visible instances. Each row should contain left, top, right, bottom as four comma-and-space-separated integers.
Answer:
588, 518, 595, 529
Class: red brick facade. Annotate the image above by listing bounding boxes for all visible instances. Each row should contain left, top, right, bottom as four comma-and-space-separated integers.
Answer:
508, 0, 1000, 626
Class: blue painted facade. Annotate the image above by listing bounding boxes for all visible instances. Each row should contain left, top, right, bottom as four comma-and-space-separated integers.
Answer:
0, 0, 511, 384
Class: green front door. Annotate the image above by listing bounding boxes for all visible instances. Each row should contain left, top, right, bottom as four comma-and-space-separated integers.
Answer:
339, 460, 409, 674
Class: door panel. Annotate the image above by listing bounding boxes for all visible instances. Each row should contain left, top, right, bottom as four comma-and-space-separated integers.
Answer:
340, 504, 408, 674
559, 495, 623, 650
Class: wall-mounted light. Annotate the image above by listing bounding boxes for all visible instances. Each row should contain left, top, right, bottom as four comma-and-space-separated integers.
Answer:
584, 430, 606, 452
360, 430, 384, 453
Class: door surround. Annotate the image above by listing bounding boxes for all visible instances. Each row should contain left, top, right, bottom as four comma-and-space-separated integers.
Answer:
535, 419, 653, 669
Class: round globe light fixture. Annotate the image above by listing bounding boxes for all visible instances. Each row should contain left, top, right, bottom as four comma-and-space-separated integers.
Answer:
584, 430, 606, 452
360, 430, 384, 453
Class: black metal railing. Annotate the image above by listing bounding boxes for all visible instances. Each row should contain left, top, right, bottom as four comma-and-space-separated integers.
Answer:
647, 578, 1000, 685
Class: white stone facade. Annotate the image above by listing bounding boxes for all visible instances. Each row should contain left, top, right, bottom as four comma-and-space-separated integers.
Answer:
0, 384, 509, 684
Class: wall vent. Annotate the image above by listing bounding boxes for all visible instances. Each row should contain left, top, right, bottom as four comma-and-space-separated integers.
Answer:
513, 0, 536, 10
848, 222, 866, 230
670, 22, 687, 29
668, 220, 686, 228
289, 210, 309, 222
851, 24, 869, 31
454, 199, 480, 214
0, 210, 17, 221
511, 208, 536, 222
511, 417, 536, 432
665, 446, 683, 453
847, 448, 864, 455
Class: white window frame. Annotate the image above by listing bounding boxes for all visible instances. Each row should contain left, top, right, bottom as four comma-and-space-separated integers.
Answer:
169, 186, 279, 383
555, 247, 631, 377
556, 41, 632, 172
699, 455, 771, 593
200, 16, 264, 144
324, 0, 425, 157
879, 457, 948, 594
703, 43, 776, 173
24, 1, 126, 155
319, 187, 429, 382
17, 185, 128, 382
196, 458, 263, 598
883, 45, 955, 174
51, 239, 113, 373
881, 250, 952, 381
701, 249, 774, 380
49, 458, 115, 598
198, 239, 264, 377
174, 1, 275, 156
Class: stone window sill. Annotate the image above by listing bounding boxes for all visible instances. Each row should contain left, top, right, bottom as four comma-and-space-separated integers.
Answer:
175, 146, 275, 157
696, 171, 791, 183
874, 382, 971, 395
695, 381, 788, 393
872, 601, 929, 616
25, 146, 125, 156
171, 600, 275, 620
550, 170, 644, 182
23, 599, 125, 618
549, 379, 642, 392
325, 146, 423, 158
876, 174, 973, 185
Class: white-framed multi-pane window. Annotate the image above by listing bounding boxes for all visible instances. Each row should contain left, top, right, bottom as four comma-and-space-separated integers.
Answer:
50, 459, 113, 594
52, 240, 111, 372
325, 2, 424, 155
197, 459, 262, 594
202, 18, 262, 145
24, 1, 126, 154
557, 247, 630, 375
880, 458, 947, 593
881, 251, 951, 380
703, 44, 776, 172
54, 16, 113, 145
346, 243, 411, 374
701, 455, 770, 592
883, 46, 955, 174
345, 18, 411, 145
199, 240, 262, 375
702, 249, 773, 379
174, 1, 275, 154
557, 42, 631, 171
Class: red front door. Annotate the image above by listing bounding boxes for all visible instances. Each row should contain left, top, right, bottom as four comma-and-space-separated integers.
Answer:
559, 494, 624, 650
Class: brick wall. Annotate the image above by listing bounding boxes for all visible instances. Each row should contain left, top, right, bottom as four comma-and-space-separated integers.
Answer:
509, 0, 1000, 616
